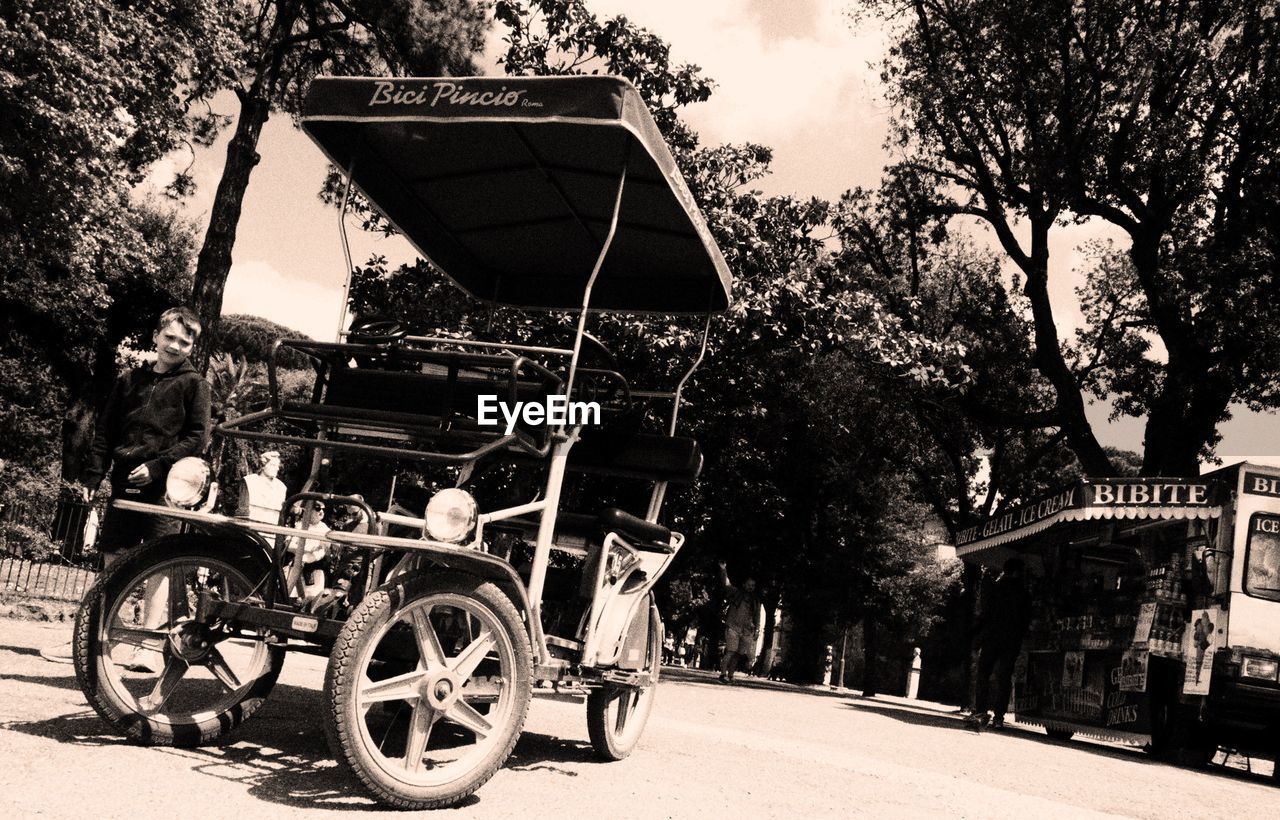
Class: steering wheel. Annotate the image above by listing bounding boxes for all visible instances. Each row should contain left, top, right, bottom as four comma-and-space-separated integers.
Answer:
347, 315, 407, 345
573, 332, 631, 409
578, 332, 618, 370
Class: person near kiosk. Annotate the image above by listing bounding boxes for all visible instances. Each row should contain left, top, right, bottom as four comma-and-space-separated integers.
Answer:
967, 557, 1032, 730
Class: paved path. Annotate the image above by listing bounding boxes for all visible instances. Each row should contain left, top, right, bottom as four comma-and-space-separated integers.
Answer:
1, 620, 1275, 818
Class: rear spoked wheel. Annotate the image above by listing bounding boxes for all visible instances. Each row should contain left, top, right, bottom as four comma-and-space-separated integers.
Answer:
586, 603, 661, 760
324, 572, 532, 809
72, 536, 284, 746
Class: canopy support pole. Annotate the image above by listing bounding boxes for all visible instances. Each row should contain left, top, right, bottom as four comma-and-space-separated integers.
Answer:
564, 160, 628, 404
645, 315, 713, 520
527, 157, 628, 658
669, 315, 712, 437
334, 159, 357, 342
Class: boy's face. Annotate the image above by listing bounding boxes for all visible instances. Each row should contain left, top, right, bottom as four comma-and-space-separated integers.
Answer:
153, 320, 195, 370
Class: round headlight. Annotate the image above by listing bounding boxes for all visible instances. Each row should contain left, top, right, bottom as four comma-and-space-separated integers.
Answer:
423, 488, 477, 543
165, 457, 211, 508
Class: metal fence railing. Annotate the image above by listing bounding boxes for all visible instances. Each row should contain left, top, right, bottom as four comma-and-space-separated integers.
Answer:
0, 556, 98, 600
0, 490, 102, 601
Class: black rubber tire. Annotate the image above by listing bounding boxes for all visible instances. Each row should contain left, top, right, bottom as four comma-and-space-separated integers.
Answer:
72, 535, 284, 747
1045, 728, 1075, 741
586, 601, 661, 761
323, 571, 533, 810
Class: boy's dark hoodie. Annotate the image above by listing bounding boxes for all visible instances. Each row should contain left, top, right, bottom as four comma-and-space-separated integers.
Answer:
83, 359, 211, 495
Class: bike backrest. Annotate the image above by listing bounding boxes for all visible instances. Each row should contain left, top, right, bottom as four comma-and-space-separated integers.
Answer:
566, 428, 702, 484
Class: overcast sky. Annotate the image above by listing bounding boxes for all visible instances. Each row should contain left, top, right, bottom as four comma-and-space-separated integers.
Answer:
142, 0, 1276, 464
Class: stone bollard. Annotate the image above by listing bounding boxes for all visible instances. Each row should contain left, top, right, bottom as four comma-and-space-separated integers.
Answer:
907, 647, 922, 699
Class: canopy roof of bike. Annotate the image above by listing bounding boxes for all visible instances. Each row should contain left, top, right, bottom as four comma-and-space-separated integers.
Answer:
301, 75, 732, 314
956, 476, 1225, 559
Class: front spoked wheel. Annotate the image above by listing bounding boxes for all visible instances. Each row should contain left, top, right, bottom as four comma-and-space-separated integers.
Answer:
324, 572, 532, 809
72, 535, 284, 746
586, 602, 661, 760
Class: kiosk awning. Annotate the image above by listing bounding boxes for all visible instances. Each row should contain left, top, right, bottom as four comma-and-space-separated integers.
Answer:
956, 478, 1224, 557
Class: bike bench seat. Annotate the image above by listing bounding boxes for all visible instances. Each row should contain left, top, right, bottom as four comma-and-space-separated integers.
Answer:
566, 429, 702, 484
491, 507, 673, 552
305, 365, 555, 437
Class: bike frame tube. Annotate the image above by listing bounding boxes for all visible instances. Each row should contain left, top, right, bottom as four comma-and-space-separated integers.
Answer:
522, 154, 630, 663
403, 335, 575, 358
524, 432, 578, 665
645, 482, 668, 522
335, 160, 356, 343
110, 499, 537, 626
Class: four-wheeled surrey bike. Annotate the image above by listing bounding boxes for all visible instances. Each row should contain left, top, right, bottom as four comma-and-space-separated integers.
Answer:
71, 75, 732, 809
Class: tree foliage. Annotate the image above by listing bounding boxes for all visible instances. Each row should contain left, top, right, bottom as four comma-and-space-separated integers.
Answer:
187, 0, 491, 368
496, 0, 712, 151
862, 0, 1280, 476
214, 313, 312, 368
0, 1, 234, 473
339, 0, 975, 681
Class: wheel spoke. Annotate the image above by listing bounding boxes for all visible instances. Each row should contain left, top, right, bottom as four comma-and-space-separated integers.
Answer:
108, 626, 168, 651
169, 566, 189, 622
614, 689, 635, 734
139, 658, 188, 713
409, 607, 447, 668
359, 669, 427, 706
445, 698, 493, 738
205, 647, 242, 690
403, 701, 439, 772
448, 628, 496, 681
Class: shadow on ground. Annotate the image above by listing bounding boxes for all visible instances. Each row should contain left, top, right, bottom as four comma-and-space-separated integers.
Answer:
659, 664, 858, 699
1, 644, 44, 657
3, 667, 605, 811
0, 671, 85, 693
843, 696, 1278, 787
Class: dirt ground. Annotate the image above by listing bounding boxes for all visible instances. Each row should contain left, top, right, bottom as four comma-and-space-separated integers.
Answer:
1, 619, 1275, 818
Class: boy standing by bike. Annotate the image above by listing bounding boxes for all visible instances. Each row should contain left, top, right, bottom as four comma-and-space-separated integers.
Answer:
41, 307, 211, 663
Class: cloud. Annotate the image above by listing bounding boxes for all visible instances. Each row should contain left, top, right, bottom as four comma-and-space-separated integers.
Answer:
585, 0, 887, 197
597, 0, 883, 140
221, 260, 343, 341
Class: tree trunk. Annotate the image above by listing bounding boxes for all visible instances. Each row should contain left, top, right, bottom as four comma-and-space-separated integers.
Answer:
1124, 223, 1240, 477
59, 334, 120, 483
1141, 372, 1234, 476
189, 0, 304, 373
60, 398, 96, 483
1020, 217, 1115, 477
190, 93, 272, 372
862, 618, 878, 697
